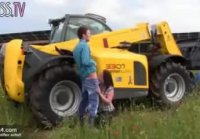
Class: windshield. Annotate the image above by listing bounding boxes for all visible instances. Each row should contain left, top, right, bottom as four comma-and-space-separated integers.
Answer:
50, 21, 64, 43
65, 17, 111, 41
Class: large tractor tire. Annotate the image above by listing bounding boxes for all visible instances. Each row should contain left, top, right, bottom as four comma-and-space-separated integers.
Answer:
29, 65, 81, 127
150, 61, 192, 107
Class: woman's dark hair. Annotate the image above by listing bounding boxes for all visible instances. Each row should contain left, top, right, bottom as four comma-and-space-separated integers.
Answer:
103, 70, 114, 89
77, 26, 88, 39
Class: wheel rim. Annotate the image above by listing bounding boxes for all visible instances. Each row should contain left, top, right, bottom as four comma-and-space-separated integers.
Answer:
164, 73, 185, 102
49, 80, 81, 117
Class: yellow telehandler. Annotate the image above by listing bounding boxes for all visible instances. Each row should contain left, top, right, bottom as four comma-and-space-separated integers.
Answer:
0, 13, 192, 127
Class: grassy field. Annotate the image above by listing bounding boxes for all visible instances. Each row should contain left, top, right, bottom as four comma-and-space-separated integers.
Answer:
1, 87, 200, 139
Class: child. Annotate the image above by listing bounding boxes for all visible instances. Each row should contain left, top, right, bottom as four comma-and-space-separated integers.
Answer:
97, 70, 115, 126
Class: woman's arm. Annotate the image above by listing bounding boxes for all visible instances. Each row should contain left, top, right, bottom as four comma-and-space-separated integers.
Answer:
98, 90, 114, 104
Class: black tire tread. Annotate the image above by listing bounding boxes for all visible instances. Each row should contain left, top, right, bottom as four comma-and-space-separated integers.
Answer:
29, 65, 80, 128
150, 61, 193, 107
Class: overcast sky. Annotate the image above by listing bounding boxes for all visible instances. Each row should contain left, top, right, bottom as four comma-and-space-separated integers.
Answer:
1, 0, 200, 34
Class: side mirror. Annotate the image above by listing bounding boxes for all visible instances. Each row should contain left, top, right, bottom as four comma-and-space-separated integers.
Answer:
151, 25, 157, 44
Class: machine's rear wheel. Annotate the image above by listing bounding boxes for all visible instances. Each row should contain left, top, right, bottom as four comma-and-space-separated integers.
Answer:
150, 62, 192, 107
30, 65, 81, 128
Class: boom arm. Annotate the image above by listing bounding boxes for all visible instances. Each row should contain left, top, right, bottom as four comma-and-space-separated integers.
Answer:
89, 23, 151, 49
154, 22, 182, 56
89, 21, 182, 57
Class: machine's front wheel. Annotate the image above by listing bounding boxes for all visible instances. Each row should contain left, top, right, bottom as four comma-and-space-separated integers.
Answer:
30, 65, 81, 128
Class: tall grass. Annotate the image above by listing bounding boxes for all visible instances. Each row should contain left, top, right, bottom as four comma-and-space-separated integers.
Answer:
0, 96, 30, 125
51, 89, 200, 139
1, 87, 200, 139
0, 88, 38, 138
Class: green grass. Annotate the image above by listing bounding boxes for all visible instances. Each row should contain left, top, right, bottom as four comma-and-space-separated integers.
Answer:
50, 90, 200, 139
1, 88, 200, 139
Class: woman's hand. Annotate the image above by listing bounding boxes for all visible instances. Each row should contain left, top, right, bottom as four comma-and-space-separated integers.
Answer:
96, 87, 101, 94
98, 91, 114, 104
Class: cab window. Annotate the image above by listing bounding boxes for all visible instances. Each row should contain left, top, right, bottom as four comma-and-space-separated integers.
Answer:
65, 17, 111, 41
50, 21, 64, 43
